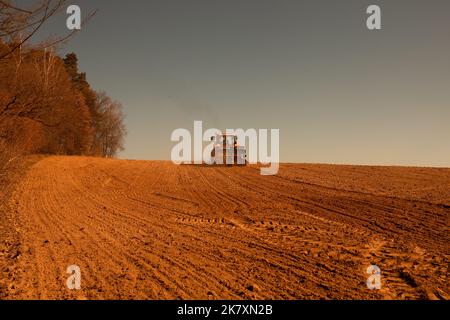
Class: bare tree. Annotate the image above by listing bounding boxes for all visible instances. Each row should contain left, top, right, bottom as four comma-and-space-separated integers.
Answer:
0, 47, 96, 156
95, 92, 127, 158
1, 3, 123, 161
0, 0, 96, 60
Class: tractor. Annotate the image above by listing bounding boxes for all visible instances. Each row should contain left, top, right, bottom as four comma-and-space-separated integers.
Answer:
211, 133, 247, 166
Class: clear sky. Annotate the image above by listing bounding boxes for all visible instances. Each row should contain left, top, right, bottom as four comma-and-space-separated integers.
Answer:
32, 0, 450, 166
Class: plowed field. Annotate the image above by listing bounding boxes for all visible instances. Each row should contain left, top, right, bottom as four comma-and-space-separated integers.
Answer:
2, 157, 449, 300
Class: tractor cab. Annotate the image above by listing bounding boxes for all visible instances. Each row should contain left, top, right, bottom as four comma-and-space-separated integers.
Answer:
211, 133, 247, 166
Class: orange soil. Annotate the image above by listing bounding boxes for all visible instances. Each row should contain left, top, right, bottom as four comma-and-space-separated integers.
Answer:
2, 156, 449, 300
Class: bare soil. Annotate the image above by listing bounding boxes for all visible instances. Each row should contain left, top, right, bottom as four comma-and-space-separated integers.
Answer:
2, 156, 449, 300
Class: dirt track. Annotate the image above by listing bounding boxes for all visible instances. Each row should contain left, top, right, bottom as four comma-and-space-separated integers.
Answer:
3, 156, 449, 300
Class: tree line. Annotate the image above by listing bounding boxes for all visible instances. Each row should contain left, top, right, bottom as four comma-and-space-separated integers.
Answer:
0, 1, 125, 166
